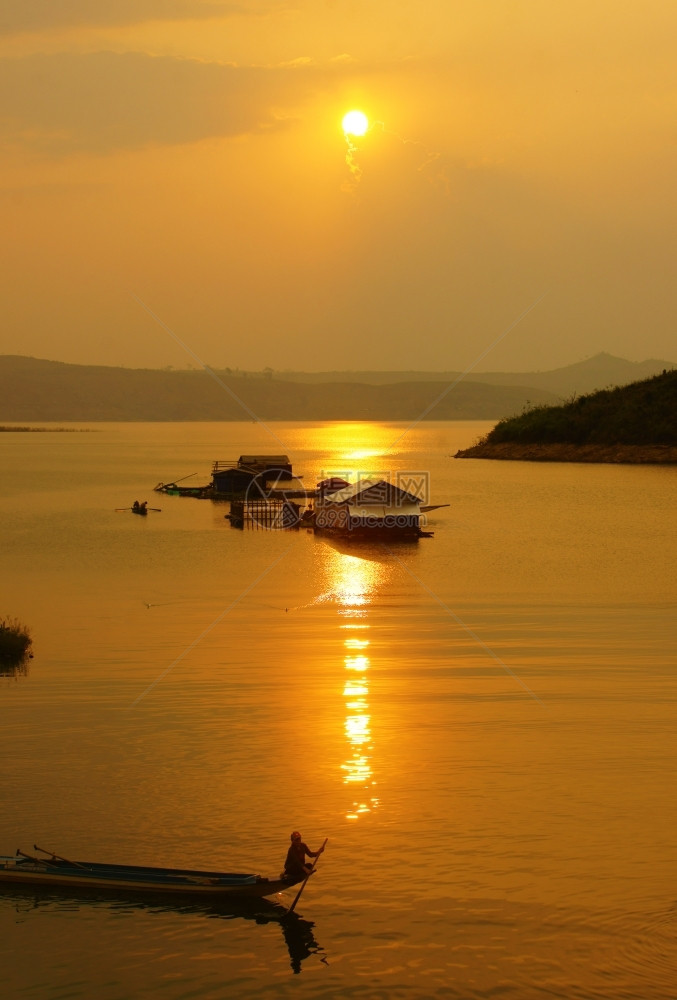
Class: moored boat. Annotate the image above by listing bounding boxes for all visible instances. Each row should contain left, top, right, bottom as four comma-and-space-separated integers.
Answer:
154, 482, 213, 498
1, 850, 303, 898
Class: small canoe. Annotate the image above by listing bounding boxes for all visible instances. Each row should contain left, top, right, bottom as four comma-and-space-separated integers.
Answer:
1, 852, 303, 898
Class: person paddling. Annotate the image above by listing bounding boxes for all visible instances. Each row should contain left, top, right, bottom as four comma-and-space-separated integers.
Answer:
284, 831, 324, 879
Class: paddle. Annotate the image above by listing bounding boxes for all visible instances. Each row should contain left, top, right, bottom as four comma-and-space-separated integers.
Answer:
16, 847, 74, 868
34, 844, 88, 869
16, 848, 45, 864
165, 473, 197, 487
287, 838, 328, 915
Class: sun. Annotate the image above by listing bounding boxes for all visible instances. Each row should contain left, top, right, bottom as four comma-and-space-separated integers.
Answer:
342, 110, 369, 137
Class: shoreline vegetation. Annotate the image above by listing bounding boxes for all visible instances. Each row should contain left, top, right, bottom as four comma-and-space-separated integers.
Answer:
0, 617, 32, 665
0, 426, 87, 432
455, 370, 677, 464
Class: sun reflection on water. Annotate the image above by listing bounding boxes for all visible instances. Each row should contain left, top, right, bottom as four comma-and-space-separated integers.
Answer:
323, 547, 388, 822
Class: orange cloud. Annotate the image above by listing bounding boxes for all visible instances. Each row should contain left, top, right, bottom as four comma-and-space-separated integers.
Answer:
0, 51, 324, 154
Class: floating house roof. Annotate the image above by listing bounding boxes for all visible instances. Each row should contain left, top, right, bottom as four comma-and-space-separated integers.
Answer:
238, 455, 291, 468
317, 477, 351, 494
320, 479, 422, 506
211, 454, 294, 494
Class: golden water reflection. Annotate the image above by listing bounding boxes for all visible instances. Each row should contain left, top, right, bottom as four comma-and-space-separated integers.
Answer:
342, 624, 378, 820
323, 547, 387, 822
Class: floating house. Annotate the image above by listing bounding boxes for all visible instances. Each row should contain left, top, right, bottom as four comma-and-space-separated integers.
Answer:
211, 455, 293, 497
156, 455, 306, 500
314, 479, 425, 537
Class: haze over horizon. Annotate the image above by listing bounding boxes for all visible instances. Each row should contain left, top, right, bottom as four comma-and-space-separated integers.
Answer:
1, 2, 675, 374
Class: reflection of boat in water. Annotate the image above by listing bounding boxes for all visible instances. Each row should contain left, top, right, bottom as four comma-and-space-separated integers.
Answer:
318, 531, 419, 560
281, 909, 323, 974
2, 849, 303, 899
0, 882, 323, 974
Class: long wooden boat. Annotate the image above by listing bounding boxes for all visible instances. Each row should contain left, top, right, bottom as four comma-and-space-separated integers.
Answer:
0, 851, 303, 898
154, 482, 214, 498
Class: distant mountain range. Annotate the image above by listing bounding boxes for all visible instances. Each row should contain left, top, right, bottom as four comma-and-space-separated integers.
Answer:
0, 353, 674, 422
275, 353, 674, 395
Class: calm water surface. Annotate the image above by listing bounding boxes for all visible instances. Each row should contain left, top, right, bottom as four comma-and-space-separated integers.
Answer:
1, 421, 676, 999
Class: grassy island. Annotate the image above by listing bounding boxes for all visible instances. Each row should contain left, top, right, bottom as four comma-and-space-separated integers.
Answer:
456, 369, 677, 463
0, 617, 33, 664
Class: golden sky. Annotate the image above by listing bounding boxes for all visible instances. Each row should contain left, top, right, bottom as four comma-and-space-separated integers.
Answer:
1, 1, 675, 372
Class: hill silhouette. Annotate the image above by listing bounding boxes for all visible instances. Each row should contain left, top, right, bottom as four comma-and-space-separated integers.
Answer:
276, 352, 673, 396
455, 369, 677, 463
0, 355, 556, 421
0, 353, 673, 422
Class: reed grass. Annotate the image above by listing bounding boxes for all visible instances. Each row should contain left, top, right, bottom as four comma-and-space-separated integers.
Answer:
0, 617, 32, 662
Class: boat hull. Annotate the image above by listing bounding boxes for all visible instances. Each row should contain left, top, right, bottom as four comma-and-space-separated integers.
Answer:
0, 857, 302, 898
154, 483, 213, 497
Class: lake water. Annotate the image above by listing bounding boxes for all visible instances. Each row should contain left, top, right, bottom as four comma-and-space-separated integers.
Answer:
1, 420, 676, 999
